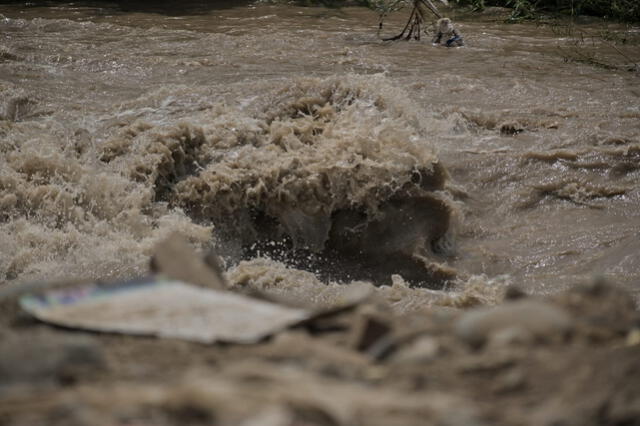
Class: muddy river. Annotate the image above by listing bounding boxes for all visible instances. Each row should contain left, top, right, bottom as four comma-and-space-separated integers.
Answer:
1, 0, 639, 302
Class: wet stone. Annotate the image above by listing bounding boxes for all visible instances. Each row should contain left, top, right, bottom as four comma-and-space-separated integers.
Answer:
150, 233, 228, 290
499, 121, 525, 135
391, 336, 440, 365
455, 300, 574, 348
0, 330, 105, 388
503, 285, 527, 301
492, 368, 527, 394
348, 305, 394, 360
627, 329, 640, 347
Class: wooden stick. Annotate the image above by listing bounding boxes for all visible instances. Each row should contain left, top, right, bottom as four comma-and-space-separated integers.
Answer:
382, 5, 417, 41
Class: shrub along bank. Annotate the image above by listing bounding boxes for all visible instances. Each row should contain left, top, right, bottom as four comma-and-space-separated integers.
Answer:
452, 0, 640, 22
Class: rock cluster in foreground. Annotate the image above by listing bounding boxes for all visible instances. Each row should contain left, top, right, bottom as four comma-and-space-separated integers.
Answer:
1, 267, 639, 426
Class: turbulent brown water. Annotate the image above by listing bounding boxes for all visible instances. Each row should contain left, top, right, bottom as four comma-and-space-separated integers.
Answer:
1, 1, 639, 304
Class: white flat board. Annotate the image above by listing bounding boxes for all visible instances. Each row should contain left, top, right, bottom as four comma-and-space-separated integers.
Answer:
20, 278, 309, 344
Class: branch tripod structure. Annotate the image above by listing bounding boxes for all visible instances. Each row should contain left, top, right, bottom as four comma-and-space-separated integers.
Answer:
378, 0, 443, 41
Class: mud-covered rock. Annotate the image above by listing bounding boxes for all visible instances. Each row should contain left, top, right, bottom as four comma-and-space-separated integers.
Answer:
0, 330, 104, 388
348, 305, 394, 358
390, 336, 440, 364
150, 233, 227, 290
552, 279, 640, 341
455, 300, 574, 348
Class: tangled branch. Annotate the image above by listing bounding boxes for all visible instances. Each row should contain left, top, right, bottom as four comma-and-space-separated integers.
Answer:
377, 0, 444, 41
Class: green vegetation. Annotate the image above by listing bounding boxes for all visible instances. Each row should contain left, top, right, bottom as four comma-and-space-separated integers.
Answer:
264, 0, 639, 21
452, 0, 640, 22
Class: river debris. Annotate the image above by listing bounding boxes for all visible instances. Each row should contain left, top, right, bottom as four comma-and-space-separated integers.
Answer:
150, 233, 228, 290
454, 299, 574, 347
3, 234, 640, 425
551, 22, 640, 73
16, 235, 376, 345
19, 277, 310, 344
376, 0, 443, 41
